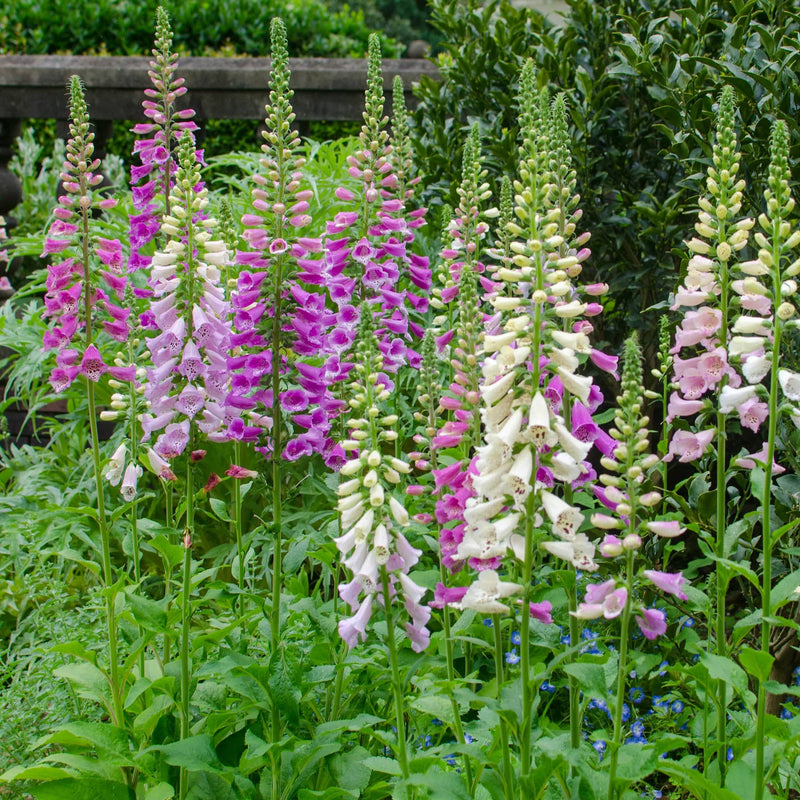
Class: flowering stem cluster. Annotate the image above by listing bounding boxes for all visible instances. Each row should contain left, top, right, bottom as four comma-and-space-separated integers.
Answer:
586, 333, 686, 797
752, 119, 800, 800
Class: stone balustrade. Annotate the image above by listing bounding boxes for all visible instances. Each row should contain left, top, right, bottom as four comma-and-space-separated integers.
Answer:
0, 55, 439, 219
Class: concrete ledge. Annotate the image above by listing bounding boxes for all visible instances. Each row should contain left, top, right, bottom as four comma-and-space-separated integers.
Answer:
0, 55, 440, 122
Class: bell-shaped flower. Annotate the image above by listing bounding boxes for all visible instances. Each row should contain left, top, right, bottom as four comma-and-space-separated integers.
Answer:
540, 490, 584, 539
454, 569, 523, 614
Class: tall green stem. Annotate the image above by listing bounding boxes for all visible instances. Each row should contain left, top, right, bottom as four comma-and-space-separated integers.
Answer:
87, 380, 125, 728
179, 435, 195, 800
714, 253, 730, 781
607, 550, 634, 800
380, 568, 410, 785
491, 615, 513, 796
755, 216, 785, 800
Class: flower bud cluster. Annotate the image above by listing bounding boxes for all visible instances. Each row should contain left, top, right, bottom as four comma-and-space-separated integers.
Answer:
755, 120, 800, 436
577, 333, 687, 640
298, 33, 431, 387
667, 86, 758, 462
225, 18, 341, 465
42, 76, 135, 393
139, 132, 234, 459
128, 7, 198, 272
335, 308, 430, 652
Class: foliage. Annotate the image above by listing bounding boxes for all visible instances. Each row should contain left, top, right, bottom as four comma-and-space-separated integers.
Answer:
0, 0, 402, 57
3, 6, 800, 800
411, 0, 800, 351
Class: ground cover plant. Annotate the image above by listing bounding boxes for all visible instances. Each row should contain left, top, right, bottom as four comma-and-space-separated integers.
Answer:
1, 4, 800, 800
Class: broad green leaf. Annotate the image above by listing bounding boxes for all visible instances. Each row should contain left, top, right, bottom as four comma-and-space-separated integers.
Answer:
134, 694, 175, 738
739, 646, 774, 683
657, 761, 742, 800
145, 783, 175, 800
125, 592, 168, 633
699, 652, 749, 696
362, 756, 402, 776
30, 779, 133, 800
563, 662, 610, 702
410, 694, 456, 727
209, 497, 231, 522
52, 663, 112, 712
49, 640, 99, 665
152, 735, 224, 773
268, 647, 302, 727
330, 746, 371, 794
771, 568, 800, 608
613, 744, 659, 783
0, 765, 75, 782
149, 534, 184, 571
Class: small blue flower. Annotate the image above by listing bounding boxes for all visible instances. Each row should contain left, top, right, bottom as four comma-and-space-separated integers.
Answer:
540, 681, 556, 693
431, 718, 443, 726
780, 706, 794, 720
625, 734, 648, 745
670, 700, 684, 714
793, 666, 800, 686
629, 686, 645, 704
443, 754, 457, 766
682, 617, 695, 628
505, 649, 520, 665
510, 630, 521, 646
483, 618, 493, 628
561, 634, 571, 646
576, 570, 584, 581
630, 719, 646, 738
658, 660, 669, 676
653, 791, 663, 799
726, 747, 734, 762
421, 735, 432, 748
581, 642, 602, 655
621, 703, 631, 723
592, 740, 606, 761
464, 733, 476, 744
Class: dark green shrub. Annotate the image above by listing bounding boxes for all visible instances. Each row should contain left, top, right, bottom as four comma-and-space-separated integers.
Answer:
0, 0, 402, 57
411, 0, 800, 350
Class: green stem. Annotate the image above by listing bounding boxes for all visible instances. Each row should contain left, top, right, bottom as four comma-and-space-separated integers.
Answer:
179, 448, 195, 800
519, 500, 535, 792
755, 264, 784, 800
380, 567, 410, 785
606, 550, 634, 800
714, 246, 730, 782
492, 614, 513, 797
440, 564, 474, 789
233, 440, 246, 650
567, 583, 581, 750
87, 380, 125, 728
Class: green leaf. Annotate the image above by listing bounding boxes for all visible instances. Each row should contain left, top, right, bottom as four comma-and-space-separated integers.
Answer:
209, 497, 232, 522
144, 784, 175, 800
149, 534, 184, 571
613, 744, 659, 783
30, 779, 133, 800
125, 592, 167, 633
330, 746, 371, 794
268, 647, 302, 727
739, 646, 774, 683
152, 735, 224, 772
362, 756, 402, 776
699, 652, 750, 697
411, 694, 456, 727
52, 663, 112, 712
657, 761, 742, 800
563, 662, 610, 702
0, 765, 75, 782
771, 568, 800, 609
134, 694, 175, 738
